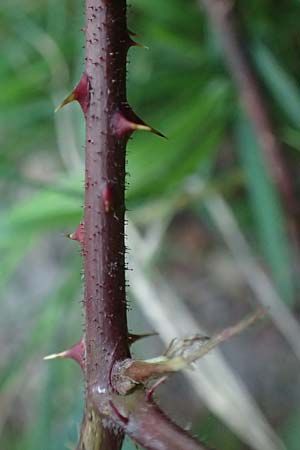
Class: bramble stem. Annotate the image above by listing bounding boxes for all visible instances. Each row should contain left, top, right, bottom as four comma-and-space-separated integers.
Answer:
75, 2, 219, 449
80, 1, 129, 449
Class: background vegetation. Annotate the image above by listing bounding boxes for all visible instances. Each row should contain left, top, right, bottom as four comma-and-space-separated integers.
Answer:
1, 1, 300, 449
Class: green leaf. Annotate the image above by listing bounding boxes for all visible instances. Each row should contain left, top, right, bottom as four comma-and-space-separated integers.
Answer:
253, 43, 300, 127
235, 113, 294, 305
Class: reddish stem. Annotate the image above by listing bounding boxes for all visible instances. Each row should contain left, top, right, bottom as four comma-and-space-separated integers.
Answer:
84, 0, 129, 393
75, 2, 218, 450
81, 1, 130, 449
123, 392, 213, 450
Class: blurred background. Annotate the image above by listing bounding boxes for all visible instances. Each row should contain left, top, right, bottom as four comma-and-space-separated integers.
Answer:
1, 1, 300, 449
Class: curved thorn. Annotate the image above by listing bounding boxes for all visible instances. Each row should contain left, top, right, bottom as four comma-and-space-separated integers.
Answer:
131, 123, 166, 139
55, 73, 90, 114
44, 339, 85, 369
44, 350, 69, 361
128, 332, 157, 345
67, 222, 84, 245
112, 110, 166, 139
55, 92, 76, 113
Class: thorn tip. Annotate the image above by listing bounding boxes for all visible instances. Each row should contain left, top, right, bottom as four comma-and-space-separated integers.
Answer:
55, 93, 76, 113
55, 73, 90, 114
43, 339, 85, 369
112, 108, 166, 139
44, 351, 67, 361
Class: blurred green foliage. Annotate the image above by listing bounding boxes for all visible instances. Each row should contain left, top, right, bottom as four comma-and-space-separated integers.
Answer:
1, 1, 300, 449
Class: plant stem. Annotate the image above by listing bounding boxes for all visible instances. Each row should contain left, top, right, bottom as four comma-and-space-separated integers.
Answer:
81, 1, 129, 448
84, 0, 128, 393
122, 391, 213, 450
76, 2, 219, 449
